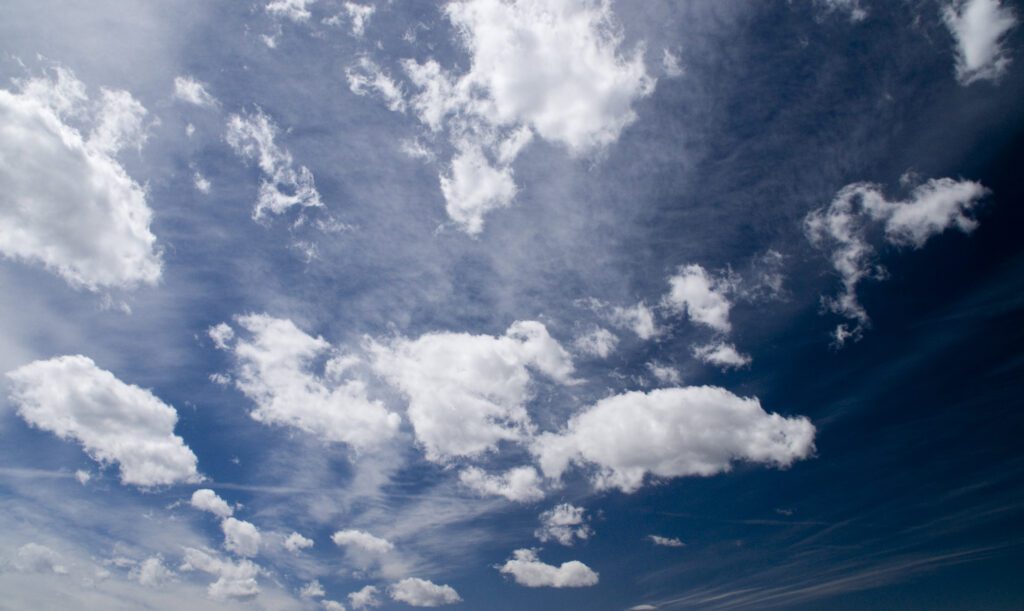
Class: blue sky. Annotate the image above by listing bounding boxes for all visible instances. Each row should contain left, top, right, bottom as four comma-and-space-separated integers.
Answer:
1, 0, 1022, 609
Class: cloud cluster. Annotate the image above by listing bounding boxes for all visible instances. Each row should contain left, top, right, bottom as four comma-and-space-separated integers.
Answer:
0, 67, 162, 291
805, 178, 988, 344
6, 355, 200, 487
498, 548, 598, 588
535, 504, 592, 546
180, 547, 261, 600
533, 386, 815, 493
943, 0, 1018, 85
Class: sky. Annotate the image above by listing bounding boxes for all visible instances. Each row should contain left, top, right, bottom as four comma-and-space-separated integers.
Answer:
0, 0, 1022, 609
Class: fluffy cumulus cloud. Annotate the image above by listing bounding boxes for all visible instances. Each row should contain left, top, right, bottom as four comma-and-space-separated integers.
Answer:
459, 465, 545, 503
692, 341, 751, 370
300, 579, 326, 598
646, 361, 681, 385
342, 2, 375, 36
223, 314, 401, 449
535, 504, 592, 546
266, 0, 316, 22
331, 529, 394, 555
662, 264, 735, 333
805, 178, 988, 344
608, 302, 659, 340
133, 556, 175, 587
14, 543, 68, 574
222, 518, 262, 557
346, 57, 406, 113
348, 585, 381, 609
173, 75, 218, 107
284, 532, 314, 553
574, 326, 618, 358
370, 320, 574, 461
392, 0, 654, 233
6, 355, 200, 487
497, 549, 598, 588
648, 534, 684, 547
0, 67, 162, 290
225, 109, 323, 220
388, 577, 462, 607
943, 0, 1018, 85
322, 601, 348, 611
532, 387, 815, 493
180, 547, 261, 600
191, 489, 234, 518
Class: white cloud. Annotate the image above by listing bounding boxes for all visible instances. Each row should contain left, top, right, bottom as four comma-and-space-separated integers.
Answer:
438, 142, 517, 235
533, 386, 815, 493
331, 529, 394, 555
225, 109, 323, 220
193, 171, 211, 194
609, 302, 659, 340
662, 49, 684, 77
497, 548, 598, 588
133, 556, 174, 587
0, 68, 162, 290
662, 264, 734, 333
173, 76, 218, 107
6, 355, 201, 487
805, 178, 988, 344
573, 327, 618, 358
14, 543, 68, 575
459, 465, 545, 503
648, 535, 684, 548
208, 322, 235, 350
535, 504, 592, 546
190, 489, 234, 519
222, 518, 262, 558
225, 314, 401, 449
943, 0, 1017, 85
180, 547, 261, 600
692, 342, 751, 370
370, 320, 574, 461
300, 579, 326, 598
346, 57, 406, 113
348, 585, 382, 609
646, 361, 681, 385
388, 577, 461, 607
322, 601, 348, 611
343, 2, 375, 36
815, 0, 868, 22
74, 469, 91, 485
266, 0, 316, 22
284, 532, 314, 553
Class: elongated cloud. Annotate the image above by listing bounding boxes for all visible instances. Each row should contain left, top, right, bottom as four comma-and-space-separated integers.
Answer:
191, 489, 234, 518
498, 549, 598, 588
332, 529, 394, 555
459, 465, 545, 503
535, 504, 592, 546
180, 547, 261, 600
6, 355, 200, 487
388, 578, 461, 607
0, 67, 161, 290
943, 0, 1018, 85
533, 387, 815, 493
173, 75, 218, 107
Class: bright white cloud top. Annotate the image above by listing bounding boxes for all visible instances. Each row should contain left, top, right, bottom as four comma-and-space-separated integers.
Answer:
331, 529, 394, 555
663, 264, 735, 333
6, 355, 200, 487
459, 465, 545, 503
173, 75, 218, 107
388, 577, 461, 607
535, 504, 592, 546
498, 548, 599, 588
180, 547, 262, 600
191, 489, 234, 518
0, 68, 161, 291
943, 0, 1018, 85
222, 518, 262, 557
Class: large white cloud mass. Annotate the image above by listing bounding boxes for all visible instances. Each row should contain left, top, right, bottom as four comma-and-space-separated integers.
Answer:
805, 178, 988, 344
6, 355, 201, 487
223, 314, 401, 449
532, 387, 815, 493
943, 0, 1018, 85
497, 548, 598, 588
388, 577, 461, 607
0, 67, 162, 290
370, 320, 574, 461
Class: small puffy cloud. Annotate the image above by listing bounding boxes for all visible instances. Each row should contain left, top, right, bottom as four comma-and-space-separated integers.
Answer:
225, 108, 323, 220
459, 465, 545, 503
301, 579, 326, 598
284, 532, 314, 553
222, 518, 262, 557
14, 543, 68, 574
648, 535, 684, 548
573, 327, 618, 358
180, 547, 261, 600
535, 504, 592, 546
943, 0, 1017, 85
6, 355, 200, 487
266, 0, 316, 22
805, 178, 988, 345
74, 469, 91, 485
692, 342, 751, 370
322, 601, 348, 611
439, 143, 517, 235
388, 577, 462, 607
190, 489, 234, 518
646, 361, 681, 385
533, 386, 815, 493
173, 76, 218, 107
343, 2, 375, 36
332, 529, 394, 555
133, 556, 174, 587
225, 314, 401, 449
497, 549, 598, 588
208, 322, 235, 350
349, 585, 382, 609
609, 302, 659, 340
0, 67, 162, 290
347, 57, 406, 113
193, 171, 211, 194
662, 264, 734, 333
370, 320, 574, 461
662, 49, 684, 77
